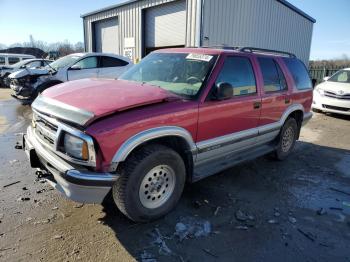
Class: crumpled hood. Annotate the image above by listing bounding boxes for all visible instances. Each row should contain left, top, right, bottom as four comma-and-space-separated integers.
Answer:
317, 81, 350, 94
9, 68, 50, 79
32, 78, 180, 126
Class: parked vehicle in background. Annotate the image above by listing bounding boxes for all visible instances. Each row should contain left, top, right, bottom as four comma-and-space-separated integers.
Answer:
20, 47, 313, 222
0, 53, 35, 68
312, 68, 350, 115
0, 59, 52, 87
9, 53, 133, 104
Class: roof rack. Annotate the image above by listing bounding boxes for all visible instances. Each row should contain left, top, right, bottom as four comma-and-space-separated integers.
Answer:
198, 45, 296, 58
201, 45, 240, 50
238, 47, 296, 58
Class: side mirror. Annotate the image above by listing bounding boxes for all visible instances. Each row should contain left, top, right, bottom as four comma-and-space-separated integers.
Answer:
323, 76, 330, 81
214, 82, 233, 100
70, 65, 81, 70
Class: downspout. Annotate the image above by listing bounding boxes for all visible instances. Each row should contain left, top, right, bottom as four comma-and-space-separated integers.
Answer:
195, 0, 203, 47
82, 18, 87, 52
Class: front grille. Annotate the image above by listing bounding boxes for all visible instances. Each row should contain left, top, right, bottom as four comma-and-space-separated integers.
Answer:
33, 113, 58, 148
322, 104, 350, 112
324, 90, 350, 100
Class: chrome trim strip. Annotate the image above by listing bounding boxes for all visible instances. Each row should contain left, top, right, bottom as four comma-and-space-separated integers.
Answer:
66, 170, 119, 183
110, 126, 197, 168
26, 126, 118, 184
196, 128, 259, 154
196, 104, 305, 154
33, 109, 97, 167
32, 95, 94, 126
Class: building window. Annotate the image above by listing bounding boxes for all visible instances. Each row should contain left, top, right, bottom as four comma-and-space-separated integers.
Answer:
215, 56, 257, 97
258, 57, 287, 92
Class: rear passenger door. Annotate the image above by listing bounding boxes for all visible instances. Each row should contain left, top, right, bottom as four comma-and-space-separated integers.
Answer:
196, 55, 261, 163
257, 57, 290, 126
98, 56, 130, 79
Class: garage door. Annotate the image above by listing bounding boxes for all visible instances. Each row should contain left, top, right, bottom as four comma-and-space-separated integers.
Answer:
94, 17, 119, 54
145, 0, 186, 49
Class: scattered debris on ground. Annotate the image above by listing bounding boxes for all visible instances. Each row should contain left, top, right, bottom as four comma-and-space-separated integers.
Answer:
329, 187, 350, 196
317, 208, 327, 215
17, 197, 30, 202
3, 181, 21, 188
174, 216, 211, 241
297, 228, 315, 242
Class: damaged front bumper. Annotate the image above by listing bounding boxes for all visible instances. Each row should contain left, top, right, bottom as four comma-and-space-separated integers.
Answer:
10, 82, 36, 103
22, 126, 119, 203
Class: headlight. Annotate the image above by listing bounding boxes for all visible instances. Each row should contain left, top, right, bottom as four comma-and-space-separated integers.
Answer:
315, 87, 325, 96
63, 133, 89, 160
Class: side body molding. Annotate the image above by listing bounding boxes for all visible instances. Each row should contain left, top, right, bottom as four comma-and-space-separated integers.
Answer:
110, 126, 197, 168
258, 103, 305, 135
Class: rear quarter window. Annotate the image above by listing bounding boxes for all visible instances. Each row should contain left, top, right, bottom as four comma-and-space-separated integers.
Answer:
283, 58, 312, 90
8, 57, 20, 65
0, 57, 5, 65
100, 56, 129, 67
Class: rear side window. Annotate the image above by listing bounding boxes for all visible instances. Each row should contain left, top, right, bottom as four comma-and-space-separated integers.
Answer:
283, 58, 312, 90
100, 56, 128, 67
0, 57, 5, 65
215, 56, 257, 97
258, 57, 287, 92
8, 57, 20, 65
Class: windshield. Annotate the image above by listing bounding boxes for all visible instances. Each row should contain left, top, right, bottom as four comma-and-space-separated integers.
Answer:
47, 55, 81, 71
120, 52, 217, 99
329, 70, 350, 83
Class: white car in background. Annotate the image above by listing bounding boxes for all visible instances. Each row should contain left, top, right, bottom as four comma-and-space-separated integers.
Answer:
0, 53, 35, 68
9, 53, 133, 104
312, 68, 350, 115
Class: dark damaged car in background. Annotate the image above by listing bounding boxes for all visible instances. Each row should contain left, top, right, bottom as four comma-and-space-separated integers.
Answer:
9, 52, 133, 104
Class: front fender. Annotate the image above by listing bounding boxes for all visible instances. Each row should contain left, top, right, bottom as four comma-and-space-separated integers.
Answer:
110, 126, 197, 169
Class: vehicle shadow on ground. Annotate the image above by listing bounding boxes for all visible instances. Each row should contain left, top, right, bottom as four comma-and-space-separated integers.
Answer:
100, 141, 350, 262
319, 112, 350, 121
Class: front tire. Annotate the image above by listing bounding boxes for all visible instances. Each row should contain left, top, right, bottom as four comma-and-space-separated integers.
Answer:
274, 118, 298, 160
113, 144, 186, 222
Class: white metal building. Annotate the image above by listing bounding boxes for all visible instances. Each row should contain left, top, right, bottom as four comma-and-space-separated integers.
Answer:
81, 0, 315, 64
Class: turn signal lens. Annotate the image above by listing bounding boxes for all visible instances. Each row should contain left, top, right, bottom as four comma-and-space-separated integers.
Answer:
82, 141, 89, 161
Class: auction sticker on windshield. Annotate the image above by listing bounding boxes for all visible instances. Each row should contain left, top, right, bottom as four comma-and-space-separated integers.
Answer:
186, 53, 213, 62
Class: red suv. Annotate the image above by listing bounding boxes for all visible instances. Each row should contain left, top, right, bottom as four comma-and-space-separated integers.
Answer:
21, 47, 313, 222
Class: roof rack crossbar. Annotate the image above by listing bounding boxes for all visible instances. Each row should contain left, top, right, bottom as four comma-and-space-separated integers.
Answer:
200, 45, 241, 50
239, 47, 296, 58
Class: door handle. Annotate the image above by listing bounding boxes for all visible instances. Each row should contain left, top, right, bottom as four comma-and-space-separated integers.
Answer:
253, 101, 261, 109
285, 98, 291, 104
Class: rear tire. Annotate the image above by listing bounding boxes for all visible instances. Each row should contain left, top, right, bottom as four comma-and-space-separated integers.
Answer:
274, 118, 298, 161
113, 144, 186, 222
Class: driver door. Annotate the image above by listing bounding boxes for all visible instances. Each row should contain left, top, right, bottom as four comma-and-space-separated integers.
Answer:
67, 56, 99, 81
196, 55, 262, 163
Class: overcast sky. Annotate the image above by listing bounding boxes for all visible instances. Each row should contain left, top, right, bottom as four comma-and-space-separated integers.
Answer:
0, 0, 349, 60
